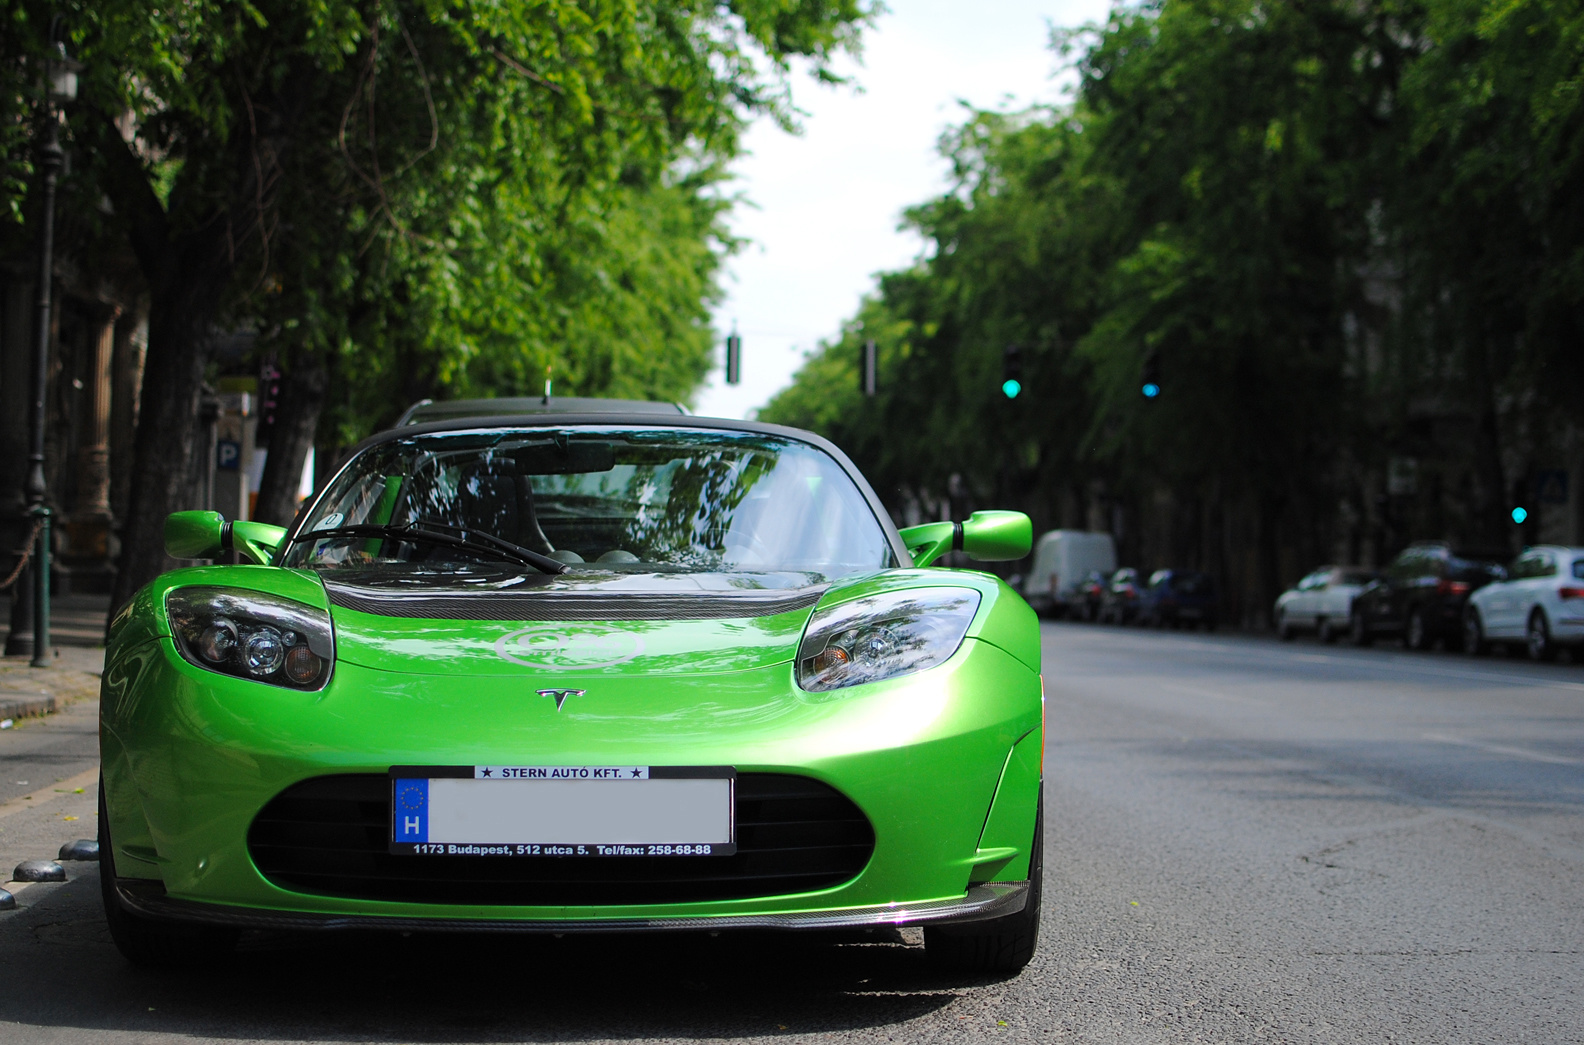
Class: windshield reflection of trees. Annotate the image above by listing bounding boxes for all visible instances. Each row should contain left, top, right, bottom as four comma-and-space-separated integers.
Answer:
292, 431, 890, 575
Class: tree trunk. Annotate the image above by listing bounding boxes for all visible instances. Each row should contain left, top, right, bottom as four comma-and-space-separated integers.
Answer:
254, 357, 328, 526
108, 276, 225, 615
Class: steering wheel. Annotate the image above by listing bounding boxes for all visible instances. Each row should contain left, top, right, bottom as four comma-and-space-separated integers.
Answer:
720, 526, 772, 564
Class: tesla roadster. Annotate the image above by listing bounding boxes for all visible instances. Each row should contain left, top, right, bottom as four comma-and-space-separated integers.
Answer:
99, 408, 1043, 973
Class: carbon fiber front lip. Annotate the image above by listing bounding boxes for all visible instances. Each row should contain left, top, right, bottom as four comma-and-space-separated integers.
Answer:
114, 880, 1027, 933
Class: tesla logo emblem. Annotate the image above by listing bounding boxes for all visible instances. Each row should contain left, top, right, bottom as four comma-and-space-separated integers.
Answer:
537, 688, 585, 711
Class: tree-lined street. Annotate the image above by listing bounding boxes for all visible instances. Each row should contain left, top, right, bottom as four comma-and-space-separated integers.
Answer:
2, 623, 1579, 1042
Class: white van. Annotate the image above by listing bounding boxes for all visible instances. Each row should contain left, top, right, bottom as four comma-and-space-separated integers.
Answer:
1023, 530, 1117, 617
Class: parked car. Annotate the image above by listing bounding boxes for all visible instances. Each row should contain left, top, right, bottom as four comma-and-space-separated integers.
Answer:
1274, 566, 1377, 643
1139, 569, 1219, 630
1074, 570, 1109, 621
1464, 545, 1584, 660
1099, 567, 1143, 624
1022, 530, 1116, 617
1350, 542, 1507, 649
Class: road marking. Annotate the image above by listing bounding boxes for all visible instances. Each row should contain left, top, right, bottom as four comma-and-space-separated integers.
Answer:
1423, 732, 1582, 766
0, 766, 98, 822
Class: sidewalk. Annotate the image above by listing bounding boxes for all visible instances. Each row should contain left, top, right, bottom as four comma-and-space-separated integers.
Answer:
0, 594, 108, 725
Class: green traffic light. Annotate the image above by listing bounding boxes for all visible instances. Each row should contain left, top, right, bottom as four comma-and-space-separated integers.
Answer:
1002, 379, 1022, 399
1511, 506, 1528, 524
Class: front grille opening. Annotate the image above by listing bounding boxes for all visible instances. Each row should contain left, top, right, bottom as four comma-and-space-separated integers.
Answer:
248, 773, 875, 906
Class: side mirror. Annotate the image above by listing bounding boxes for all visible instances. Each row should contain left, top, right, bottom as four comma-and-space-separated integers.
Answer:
899, 510, 1032, 568
164, 511, 286, 566
165, 511, 225, 559
961, 510, 1032, 562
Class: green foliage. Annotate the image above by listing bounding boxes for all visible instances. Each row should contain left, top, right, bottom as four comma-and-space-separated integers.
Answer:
769, 0, 1584, 608
3, 0, 876, 438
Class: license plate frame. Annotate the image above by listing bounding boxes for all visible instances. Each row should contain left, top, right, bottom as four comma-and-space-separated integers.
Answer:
387, 765, 736, 857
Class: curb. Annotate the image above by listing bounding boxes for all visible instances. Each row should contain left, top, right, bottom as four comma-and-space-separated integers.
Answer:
0, 693, 58, 723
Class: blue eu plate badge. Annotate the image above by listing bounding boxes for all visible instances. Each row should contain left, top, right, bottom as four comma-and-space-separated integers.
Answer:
393, 777, 428, 843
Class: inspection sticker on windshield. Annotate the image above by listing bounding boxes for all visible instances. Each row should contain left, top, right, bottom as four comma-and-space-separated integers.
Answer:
388, 765, 735, 857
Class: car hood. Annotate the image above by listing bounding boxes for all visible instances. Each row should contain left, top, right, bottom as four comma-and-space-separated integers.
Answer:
324, 568, 831, 678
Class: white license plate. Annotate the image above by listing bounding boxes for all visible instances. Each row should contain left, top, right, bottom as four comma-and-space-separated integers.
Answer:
388, 766, 735, 857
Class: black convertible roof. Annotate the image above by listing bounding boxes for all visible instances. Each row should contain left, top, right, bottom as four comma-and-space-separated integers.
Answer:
394, 397, 686, 427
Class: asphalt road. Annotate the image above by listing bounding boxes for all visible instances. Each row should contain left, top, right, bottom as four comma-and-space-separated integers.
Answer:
0, 622, 1580, 1043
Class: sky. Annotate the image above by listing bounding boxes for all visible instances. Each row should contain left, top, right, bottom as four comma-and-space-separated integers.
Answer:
691, 0, 1115, 420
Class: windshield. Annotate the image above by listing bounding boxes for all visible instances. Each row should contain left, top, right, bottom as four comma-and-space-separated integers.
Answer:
282, 427, 895, 580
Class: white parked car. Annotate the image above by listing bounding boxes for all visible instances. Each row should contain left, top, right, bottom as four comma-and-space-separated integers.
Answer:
1464, 545, 1584, 660
1274, 565, 1377, 643
1022, 530, 1116, 617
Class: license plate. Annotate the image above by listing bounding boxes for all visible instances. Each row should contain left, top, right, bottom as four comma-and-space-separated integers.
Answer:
388, 765, 735, 857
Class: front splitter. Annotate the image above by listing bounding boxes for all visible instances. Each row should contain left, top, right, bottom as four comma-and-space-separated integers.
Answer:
114, 879, 1028, 934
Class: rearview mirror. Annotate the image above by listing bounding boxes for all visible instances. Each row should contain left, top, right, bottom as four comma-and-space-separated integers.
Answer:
899, 510, 1032, 568
165, 511, 287, 565
514, 441, 616, 475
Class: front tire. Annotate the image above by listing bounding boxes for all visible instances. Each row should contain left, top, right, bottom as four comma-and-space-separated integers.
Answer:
1351, 608, 1373, 647
1276, 610, 1295, 641
99, 781, 238, 967
1527, 610, 1557, 662
926, 791, 1043, 976
1463, 610, 1489, 656
1405, 607, 1432, 651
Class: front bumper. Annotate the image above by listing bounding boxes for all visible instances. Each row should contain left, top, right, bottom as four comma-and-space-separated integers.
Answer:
113, 877, 1029, 933
101, 633, 1042, 925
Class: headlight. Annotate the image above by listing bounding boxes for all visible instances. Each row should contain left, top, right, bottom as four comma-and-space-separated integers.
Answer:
796, 588, 981, 693
166, 587, 334, 690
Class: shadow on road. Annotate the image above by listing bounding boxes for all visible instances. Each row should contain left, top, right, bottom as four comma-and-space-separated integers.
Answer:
0, 873, 977, 1041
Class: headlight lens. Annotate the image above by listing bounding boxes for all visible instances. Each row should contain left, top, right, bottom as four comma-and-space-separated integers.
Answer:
166, 587, 333, 690
796, 588, 981, 693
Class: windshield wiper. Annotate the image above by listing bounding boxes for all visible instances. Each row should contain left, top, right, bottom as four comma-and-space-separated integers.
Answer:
289, 523, 568, 575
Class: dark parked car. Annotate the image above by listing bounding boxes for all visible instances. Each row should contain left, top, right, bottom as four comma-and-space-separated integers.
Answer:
1350, 542, 1507, 650
1139, 569, 1219, 630
1100, 567, 1143, 624
1074, 570, 1109, 621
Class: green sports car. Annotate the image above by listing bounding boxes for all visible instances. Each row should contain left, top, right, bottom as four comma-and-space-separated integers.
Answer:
99, 409, 1043, 972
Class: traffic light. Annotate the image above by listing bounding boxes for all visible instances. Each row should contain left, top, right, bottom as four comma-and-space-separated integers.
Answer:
257, 361, 283, 444
1141, 351, 1161, 399
724, 332, 742, 385
859, 340, 878, 396
1001, 343, 1022, 399
1511, 506, 1529, 524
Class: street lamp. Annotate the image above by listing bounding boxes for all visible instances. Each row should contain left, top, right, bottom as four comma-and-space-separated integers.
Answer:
7, 22, 79, 666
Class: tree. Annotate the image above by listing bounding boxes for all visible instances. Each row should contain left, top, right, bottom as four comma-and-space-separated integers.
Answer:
1, 0, 874, 610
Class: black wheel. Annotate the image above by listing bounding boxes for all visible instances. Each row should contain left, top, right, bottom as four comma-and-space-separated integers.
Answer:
1317, 617, 1338, 645
1350, 608, 1373, 647
1276, 610, 1295, 641
1527, 610, 1557, 662
1463, 610, 1488, 656
99, 781, 238, 967
1405, 608, 1432, 651
926, 791, 1043, 976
